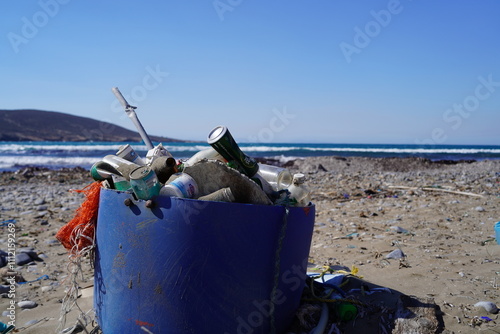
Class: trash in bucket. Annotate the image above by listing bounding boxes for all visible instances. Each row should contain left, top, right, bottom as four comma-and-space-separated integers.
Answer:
56, 87, 315, 333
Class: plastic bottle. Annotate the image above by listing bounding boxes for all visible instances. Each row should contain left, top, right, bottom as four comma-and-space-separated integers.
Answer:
252, 173, 277, 199
257, 164, 293, 191
149, 156, 178, 183
146, 143, 175, 166
335, 302, 357, 322
287, 173, 311, 206
180, 147, 226, 169
159, 173, 199, 199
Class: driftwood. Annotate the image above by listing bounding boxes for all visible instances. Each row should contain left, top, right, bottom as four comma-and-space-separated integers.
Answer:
388, 186, 484, 198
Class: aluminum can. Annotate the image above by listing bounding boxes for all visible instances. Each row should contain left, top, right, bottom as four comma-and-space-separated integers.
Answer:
129, 166, 161, 200
102, 155, 141, 181
207, 126, 259, 177
116, 144, 145, 165
90, 161, 119, 181
112, 174, 132, 192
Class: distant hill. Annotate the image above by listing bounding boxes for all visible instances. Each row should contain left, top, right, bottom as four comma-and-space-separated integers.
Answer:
0, 109, 187, 142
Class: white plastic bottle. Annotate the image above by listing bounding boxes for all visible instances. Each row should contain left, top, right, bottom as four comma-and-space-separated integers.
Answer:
182, 147, 226, 168
159, 173, 199, 199
287, 173, 311, 206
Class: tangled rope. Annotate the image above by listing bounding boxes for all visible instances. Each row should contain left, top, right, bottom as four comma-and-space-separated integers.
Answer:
56, 182, 102, 334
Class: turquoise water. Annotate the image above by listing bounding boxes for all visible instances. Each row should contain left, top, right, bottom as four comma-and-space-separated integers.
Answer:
1, 141, 499, 171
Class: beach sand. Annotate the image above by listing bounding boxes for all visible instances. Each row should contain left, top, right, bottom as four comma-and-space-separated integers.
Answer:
0, 157, 499, 333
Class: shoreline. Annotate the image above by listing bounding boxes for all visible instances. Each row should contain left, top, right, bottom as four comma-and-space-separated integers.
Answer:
1, 154, 497, 174
1, 156, 499, 333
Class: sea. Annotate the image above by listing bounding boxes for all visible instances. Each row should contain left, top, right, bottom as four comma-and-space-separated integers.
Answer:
0, 141, 499, 172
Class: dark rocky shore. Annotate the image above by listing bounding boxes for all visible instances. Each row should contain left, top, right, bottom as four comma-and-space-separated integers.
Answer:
1, 157, 499, 333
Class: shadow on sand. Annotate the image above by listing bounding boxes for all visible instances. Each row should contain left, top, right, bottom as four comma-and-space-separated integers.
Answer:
287, 275, 444, 334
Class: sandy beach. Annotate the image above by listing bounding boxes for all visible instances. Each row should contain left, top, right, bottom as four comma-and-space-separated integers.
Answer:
1, 157, 499, 333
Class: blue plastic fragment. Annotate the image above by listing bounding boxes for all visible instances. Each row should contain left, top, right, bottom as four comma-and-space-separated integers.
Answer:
17, 275, 49, 285
0, 219, 16, 227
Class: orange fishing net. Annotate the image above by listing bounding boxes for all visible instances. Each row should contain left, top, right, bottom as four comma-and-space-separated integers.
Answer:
56, 181, 102, 253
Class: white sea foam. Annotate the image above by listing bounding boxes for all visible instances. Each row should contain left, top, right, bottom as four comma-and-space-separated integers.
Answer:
239, 146, 500, 154
0, 142, 498, 171
0, 143, 209, 153
1, 142, 499, 155
0, 143, 122, 153
0, 156, 97, 169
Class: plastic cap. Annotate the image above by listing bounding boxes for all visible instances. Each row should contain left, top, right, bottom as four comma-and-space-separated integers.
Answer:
337, 303, 357, 321
293, 173, 305, 184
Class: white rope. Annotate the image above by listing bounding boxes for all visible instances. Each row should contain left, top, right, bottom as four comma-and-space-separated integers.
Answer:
56, 222, 96, 334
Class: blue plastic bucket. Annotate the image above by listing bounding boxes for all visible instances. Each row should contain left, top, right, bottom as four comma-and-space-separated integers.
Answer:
495, 221, 500, 245
94, 188, 315, 333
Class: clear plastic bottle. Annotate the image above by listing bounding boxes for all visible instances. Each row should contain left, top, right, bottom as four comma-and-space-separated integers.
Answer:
251, 173, 277, 198
257, 164, 293, 191
287, 173, 311, 206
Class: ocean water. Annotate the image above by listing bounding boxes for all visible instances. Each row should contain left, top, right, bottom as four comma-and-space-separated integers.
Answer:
0, 141, 499, 172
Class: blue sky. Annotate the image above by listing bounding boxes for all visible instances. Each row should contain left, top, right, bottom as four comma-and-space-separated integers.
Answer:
1, 1, 499, 144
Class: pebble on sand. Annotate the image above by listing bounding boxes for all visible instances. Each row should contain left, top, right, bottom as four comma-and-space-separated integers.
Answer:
18, 300, 38, 309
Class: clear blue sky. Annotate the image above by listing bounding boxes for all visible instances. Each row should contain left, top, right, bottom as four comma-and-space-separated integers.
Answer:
1, 1, 499, 144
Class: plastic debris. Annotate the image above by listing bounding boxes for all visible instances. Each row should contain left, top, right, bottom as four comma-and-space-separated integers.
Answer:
386, 249, 405, 259
95, 88, 312, 206
474, 301, 498, 314
55, 182, 101, 252
87, 126, 310, 207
